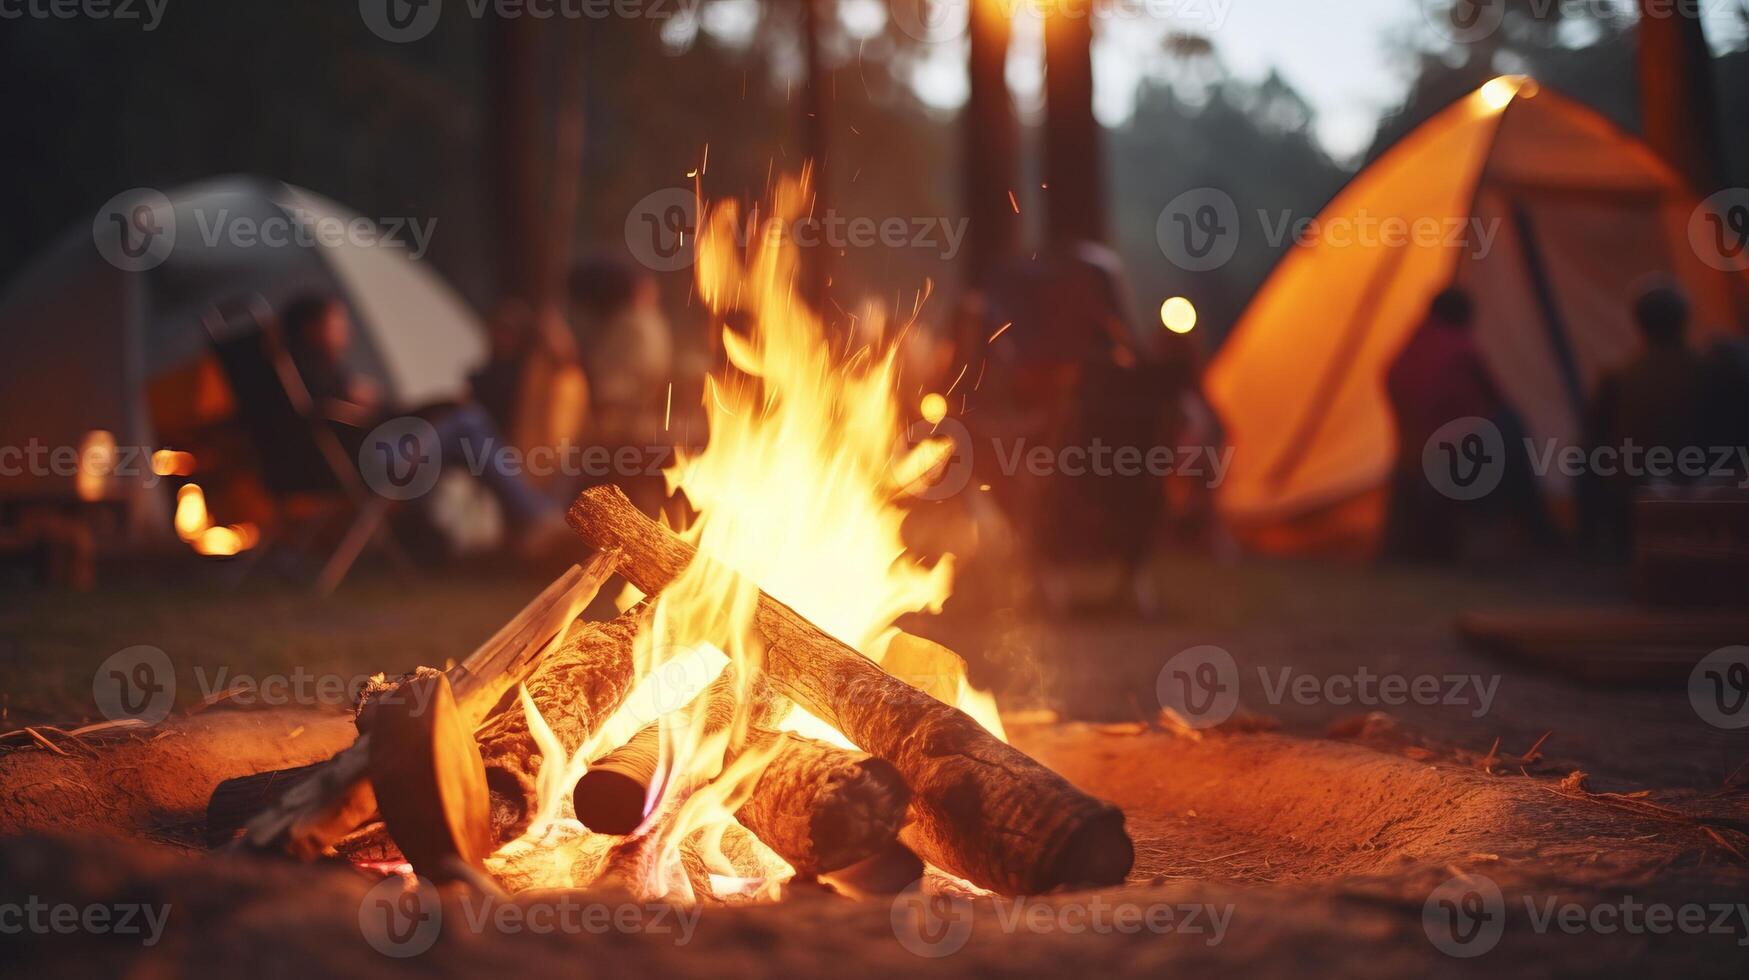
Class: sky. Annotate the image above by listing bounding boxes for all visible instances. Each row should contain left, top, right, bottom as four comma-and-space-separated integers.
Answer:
689, 0, 1749, 163
899, 0, 1749, 162
900, 0, 1432, 160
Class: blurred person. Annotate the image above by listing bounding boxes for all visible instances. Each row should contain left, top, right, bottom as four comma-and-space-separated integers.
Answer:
1580, 283, 1712, 556
1384, 287, 1547, 561
570, 258, 672, 446
471, 299, 589, 492
1701, 332, 1749, 458
469, 297, 537, 434
995, 244, 1177, 613
281, 294, 565, 549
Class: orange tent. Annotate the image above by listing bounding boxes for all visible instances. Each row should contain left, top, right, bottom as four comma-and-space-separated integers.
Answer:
1206, 77, 1749, 556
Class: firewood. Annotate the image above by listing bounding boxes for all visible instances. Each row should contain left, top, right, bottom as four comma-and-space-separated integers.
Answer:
366, 672, 493, 878
572, 667, 747, 836
475, 602, 648, 842
567, 485, 1134, 894
205, 760, 333, 848
226, 555, 618, 858
574, 670, 909, 875
734, 731, 908, 876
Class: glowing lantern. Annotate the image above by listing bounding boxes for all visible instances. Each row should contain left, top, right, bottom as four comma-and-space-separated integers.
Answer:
1160, 296, 1198, 334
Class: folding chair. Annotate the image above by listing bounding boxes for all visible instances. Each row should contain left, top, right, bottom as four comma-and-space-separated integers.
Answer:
200, 295, 410, 593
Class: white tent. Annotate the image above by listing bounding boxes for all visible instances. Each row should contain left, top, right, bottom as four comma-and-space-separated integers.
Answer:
0, 176, 485, 537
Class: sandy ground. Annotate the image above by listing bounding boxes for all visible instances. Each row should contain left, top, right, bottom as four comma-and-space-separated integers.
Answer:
2, 554, 1747, 976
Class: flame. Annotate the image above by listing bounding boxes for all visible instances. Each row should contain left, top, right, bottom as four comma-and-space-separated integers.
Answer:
506, 173, 1005, 899
173, 483, 260, 557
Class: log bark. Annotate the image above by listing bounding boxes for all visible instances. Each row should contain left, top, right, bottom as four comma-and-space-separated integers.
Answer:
205, 761, 333, 848
735, 730, 908, 877
567, 486, 1133, 893
475, 602, 648, 841
227, 556, 617, 858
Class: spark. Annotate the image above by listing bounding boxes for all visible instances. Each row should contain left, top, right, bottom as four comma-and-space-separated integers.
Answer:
945, 362, 969, 396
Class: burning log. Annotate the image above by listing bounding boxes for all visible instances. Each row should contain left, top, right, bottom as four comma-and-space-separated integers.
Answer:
567, 486, 1134, 894
224, 555, 618, 858
574, 674, 910, 875
475, 602, 647, 841
733, 731, 908, 876
572, 666, 747, 836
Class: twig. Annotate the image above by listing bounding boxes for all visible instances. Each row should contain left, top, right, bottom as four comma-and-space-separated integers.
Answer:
24, 727, 68, 757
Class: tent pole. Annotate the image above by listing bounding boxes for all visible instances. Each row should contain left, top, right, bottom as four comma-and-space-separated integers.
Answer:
1509, 202, 1587, 418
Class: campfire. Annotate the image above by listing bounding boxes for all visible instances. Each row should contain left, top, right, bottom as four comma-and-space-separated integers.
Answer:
205, 179, 1133, 904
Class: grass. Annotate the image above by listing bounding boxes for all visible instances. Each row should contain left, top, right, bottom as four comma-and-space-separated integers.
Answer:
0, 550, 1619, 728
0, 564, 562, 726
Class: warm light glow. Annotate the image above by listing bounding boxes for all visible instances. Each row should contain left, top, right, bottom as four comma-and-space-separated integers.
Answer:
174, 484, 207, 539
1160, 296, 1198, 334
508, 172, 1006, 899
151, 449, 197, 477
1477, 75, 1529, 113
76, 430, 116, 502
174, 483, 259, 557
920, 392, 948, 425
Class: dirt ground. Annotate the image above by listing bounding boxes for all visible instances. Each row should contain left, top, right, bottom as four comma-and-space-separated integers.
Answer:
2, 554, 1746, 976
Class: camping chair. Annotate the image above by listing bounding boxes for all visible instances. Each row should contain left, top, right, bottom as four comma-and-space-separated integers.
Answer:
200, 295, 410, 593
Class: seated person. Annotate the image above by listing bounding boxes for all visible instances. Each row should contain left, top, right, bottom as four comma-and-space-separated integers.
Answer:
280, 294, 564, 549
1581, 283, 1712, 555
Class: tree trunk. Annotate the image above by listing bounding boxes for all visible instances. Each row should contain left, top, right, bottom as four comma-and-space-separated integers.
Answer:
963, 0, 1019, 287
1637, 0, 1723, 192
800, 0, 831, 312
489, 14, 547, 308
1043, 0, 1104, 246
